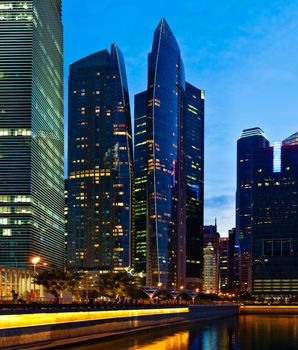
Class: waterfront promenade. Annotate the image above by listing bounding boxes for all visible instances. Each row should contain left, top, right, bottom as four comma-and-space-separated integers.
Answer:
1, 304, 298, 349
0, 304, 238, 349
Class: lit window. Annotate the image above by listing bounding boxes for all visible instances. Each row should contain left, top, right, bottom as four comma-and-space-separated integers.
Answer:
2, 228, 12, 236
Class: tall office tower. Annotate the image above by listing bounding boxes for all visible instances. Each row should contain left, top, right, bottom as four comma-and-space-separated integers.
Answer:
184, 83, 205, 289
67, 45, 133, 272
227, 228, 239, 293
0, 1, 64, 269
134, 18, 204, 288
203, 242, 218, 294
236, 128, 269, 292
219, 237, 229, 293
252, 137, 298, 296
203, 225, 220, 293
134, 91, 147, 274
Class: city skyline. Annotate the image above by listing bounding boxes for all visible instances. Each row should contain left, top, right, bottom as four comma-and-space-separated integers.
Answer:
63, 0, 298, 235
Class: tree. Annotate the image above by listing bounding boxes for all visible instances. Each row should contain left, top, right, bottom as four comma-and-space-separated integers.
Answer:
97, 271, 143, 300
34, 267, 82, 298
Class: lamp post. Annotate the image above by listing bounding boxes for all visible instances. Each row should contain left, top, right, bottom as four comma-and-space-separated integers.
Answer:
31, 256, 40, 301
190, 289, 199, 304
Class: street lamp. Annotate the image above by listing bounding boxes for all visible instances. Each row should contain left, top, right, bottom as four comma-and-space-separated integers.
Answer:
31, 256, 41, 300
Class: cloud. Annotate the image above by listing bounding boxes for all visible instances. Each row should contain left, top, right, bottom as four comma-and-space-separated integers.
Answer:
205, 195, 235, 235
205, 194, 234, 208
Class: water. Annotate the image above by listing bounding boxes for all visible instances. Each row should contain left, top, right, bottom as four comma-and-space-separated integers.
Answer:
60, 316, 298, 350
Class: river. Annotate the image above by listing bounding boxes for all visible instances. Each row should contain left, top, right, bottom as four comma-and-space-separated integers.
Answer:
59, 315, 298, 350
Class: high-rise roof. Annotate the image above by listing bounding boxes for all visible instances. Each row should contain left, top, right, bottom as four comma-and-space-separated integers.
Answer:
240, 127, 266, 139
152, 17, 180, 53
283, 132, 298, 146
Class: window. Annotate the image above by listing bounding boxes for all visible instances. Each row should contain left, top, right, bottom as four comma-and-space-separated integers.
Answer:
282, 240, 292, 256
2, 228, 11, 236
263, 239, 293, 256
263, 240, 272, 256
273, 240, 281, 256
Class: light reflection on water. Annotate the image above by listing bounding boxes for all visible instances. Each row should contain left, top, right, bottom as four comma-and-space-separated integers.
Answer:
62, 315, 298, 350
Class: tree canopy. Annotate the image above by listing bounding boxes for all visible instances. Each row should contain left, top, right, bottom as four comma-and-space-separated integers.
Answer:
34, 267, 82, 297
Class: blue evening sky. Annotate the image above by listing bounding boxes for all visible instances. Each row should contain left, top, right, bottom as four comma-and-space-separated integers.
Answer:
63, 0, 298, 236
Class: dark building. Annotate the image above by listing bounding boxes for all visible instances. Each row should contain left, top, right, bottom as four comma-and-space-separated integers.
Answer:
67, 45, 133, 272
0, 0, 64, 269
252, 137, 298, 295
134, 18, 204, 288
236, 128, 269, 292
228, 228, 240, 293
219, 237, 229, 293
184, 83, 205, 289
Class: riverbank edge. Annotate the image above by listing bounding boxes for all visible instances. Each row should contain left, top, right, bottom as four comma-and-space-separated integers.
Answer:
240, 305, 298, 314
0, 306, 239, 349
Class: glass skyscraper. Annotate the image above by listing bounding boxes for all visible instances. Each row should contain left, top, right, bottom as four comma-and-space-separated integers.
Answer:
252, 136, 298, 295
0, 1, 64, 269
134, 19, 204, 288
236, 127, 269, 292
184, 82, 204, 288
67, 45, 133, 272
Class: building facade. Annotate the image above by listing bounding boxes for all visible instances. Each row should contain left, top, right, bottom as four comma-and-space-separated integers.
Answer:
203, 243, 218, 294
0, 265, 44, 301
252, 137, 298, 295
184, 83, 205, 289
228, 227, 240, 293
66, 45, 133, 272
219, 237, 229, 293
0, 0, 64, 269
236, 128, 269, 292
203, 225, 220, 293
133, 18, 204, 288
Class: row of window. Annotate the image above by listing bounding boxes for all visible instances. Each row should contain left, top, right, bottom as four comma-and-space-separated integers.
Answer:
0, 128, 31, 136
263, 239, 293, 256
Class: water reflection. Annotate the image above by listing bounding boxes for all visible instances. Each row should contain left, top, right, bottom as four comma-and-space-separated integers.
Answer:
64, 316, 298, 350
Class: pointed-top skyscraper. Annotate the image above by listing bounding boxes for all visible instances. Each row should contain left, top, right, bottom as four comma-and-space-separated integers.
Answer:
67, 44, 133, 272
134, 19, 204, 288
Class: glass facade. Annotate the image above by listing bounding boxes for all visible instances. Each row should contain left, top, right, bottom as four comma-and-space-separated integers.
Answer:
252, 141, 298, 295
0, 0, 64, 269
184, 83, 204, 288
133, 91, 147, 274
134, 19, 204, 288
236, 128, 269, 291
219, 237, 229, 293
67, 45, 133, 271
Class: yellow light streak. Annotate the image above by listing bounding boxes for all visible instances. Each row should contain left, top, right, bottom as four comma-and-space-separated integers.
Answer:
0, 308, 189, 330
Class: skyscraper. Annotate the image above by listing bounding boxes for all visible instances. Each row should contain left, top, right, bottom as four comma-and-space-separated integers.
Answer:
184, 83, 205, 289
219, 237, 229, 293
228, 227, 239, 293
67, 45, 133, 272
203, 242, 218, 294
134, 19, 204, 288
0, 1, 64, 269
252, 137, 298, 296
203, 225, 220, 294
236, 128, 269, 292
